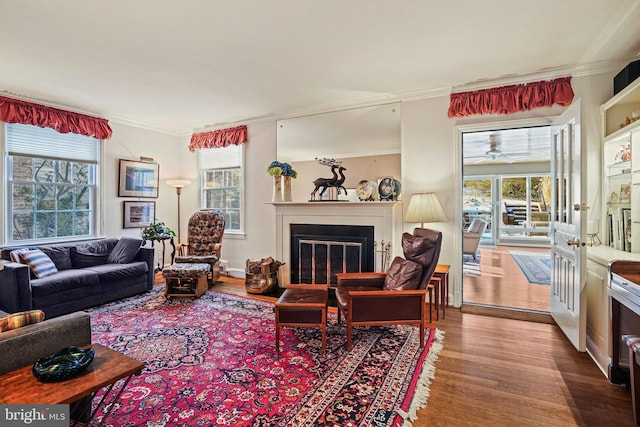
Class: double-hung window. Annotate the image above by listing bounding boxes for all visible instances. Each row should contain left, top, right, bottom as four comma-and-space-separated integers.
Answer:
198, 144, 243, 233
5, 123, 98, 243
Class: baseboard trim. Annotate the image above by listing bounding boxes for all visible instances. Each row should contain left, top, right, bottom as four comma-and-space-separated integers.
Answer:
461, 304, 554, 324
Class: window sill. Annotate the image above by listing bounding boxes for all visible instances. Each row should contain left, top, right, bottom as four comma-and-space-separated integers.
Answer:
223, 231, 246, 240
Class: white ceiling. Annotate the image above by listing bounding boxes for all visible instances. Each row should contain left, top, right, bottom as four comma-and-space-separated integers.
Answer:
1, 1, 639, 136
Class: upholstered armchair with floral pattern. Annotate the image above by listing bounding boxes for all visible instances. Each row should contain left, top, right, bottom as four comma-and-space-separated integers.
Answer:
175, 209, 225, 285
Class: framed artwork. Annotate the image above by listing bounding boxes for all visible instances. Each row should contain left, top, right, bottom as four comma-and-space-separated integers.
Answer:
123, 201, 156, 228
118, 159, 159, 198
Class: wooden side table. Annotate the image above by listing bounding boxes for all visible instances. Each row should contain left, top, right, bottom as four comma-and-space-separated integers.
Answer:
433, 263, 450, 319
0, 343, 143, 425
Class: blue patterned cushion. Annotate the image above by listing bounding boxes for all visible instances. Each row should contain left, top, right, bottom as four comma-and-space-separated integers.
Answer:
18, 249, 58, 278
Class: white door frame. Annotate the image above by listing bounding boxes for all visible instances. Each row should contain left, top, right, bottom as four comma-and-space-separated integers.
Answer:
453, 117, 556, 308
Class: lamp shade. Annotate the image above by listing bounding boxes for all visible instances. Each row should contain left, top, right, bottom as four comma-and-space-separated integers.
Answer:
405, 192, 447, 226
166, 179, 191, 188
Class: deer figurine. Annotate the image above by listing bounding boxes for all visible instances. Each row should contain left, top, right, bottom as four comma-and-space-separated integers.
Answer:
310, 158, 347, 200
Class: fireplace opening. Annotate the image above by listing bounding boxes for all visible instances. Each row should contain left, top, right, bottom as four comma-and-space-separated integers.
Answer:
290, 224, 375, 287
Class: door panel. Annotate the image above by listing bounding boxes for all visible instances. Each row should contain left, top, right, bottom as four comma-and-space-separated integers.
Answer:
550, 100, 586, 351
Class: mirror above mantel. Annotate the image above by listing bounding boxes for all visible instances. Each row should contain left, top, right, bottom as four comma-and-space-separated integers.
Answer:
276, 103, 401, 202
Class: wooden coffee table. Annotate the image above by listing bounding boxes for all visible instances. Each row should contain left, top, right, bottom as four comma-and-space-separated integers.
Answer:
0, 343, 144, 425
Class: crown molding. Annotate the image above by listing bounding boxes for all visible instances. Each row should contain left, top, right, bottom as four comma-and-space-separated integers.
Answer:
106, 115, 190, 138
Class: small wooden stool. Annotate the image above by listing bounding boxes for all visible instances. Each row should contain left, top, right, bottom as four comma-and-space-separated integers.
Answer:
275, 284, 328, 354
162, 263, 211, 298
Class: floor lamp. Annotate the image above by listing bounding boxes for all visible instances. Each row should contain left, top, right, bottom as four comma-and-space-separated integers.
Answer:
166, 179, 191, 245
405, 192, 447, 228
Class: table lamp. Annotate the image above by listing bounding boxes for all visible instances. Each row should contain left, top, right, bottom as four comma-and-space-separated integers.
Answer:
405, 192, 447, 228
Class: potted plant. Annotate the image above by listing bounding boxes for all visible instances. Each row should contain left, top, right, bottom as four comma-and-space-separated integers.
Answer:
141, 219, 175, 243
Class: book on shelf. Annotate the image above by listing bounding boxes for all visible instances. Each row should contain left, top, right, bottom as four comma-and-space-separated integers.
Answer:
608, 207, 632, 252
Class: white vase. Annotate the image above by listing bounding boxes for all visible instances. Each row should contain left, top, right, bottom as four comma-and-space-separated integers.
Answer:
272, 176, 283, 203
283, 176, 292, 202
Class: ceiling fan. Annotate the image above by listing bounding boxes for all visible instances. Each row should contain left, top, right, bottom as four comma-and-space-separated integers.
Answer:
485, 135, 504, 160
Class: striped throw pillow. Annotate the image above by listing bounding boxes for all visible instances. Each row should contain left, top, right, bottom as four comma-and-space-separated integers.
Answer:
0, 310, 45, 332
9, 248, 31, 263
18, 250, 58, 278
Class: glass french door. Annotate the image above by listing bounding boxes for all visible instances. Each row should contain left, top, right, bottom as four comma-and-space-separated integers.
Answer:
463, 177, 494, 244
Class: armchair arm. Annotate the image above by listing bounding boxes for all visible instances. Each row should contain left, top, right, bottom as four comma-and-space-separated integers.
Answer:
0, 262, 33, 313
346, 289, 427, 323
134, 247, 155, 290
337, 272, 386, 290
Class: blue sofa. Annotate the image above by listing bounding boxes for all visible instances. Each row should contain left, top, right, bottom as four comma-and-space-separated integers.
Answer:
0, 238, 154, 319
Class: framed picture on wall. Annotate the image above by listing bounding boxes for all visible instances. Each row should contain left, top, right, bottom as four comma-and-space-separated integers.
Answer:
118, 159, 159, 198
123, 201, 156, 228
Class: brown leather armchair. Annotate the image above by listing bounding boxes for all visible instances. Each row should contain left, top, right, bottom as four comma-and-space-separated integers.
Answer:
174, 209, 225, 285
335, 228, 442, 351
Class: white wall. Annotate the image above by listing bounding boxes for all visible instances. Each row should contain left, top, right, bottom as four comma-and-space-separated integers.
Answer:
102, 122, 191, 266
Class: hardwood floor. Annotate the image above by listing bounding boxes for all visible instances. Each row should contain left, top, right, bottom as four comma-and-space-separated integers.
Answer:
158, 274, 635, 426
464, 246, 551, 312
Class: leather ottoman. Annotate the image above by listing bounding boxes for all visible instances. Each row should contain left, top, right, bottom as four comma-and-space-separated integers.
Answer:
275, 284, 328, 354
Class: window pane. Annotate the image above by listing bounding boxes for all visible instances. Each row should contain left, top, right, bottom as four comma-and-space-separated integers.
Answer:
57, 212, 73, 236
57, 161, 73, 183
58, 186, 75, 210
36, 212, 56, 239
75, 212, 91, 235
12, 213, 34, 241
73, 163, 89, 184
77, 187, 91, 210
13, 184, 34, 210
36, 184, 56, 210
12, 157, 33, 180
34, 159, 55, 182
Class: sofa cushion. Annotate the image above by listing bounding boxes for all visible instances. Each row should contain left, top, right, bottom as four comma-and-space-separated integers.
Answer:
71, 248, 110, 268
85, 261, 149, 284
19, 250, 58, 279
30, 270, 100, 298
108, 238, 142, 264
76, 238, 118, 254
0, 309, 45, 332
383, 256, 422, 291
40, 245, 73, 271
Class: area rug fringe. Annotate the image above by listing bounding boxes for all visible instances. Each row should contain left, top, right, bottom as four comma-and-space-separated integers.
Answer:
397, 329, 445, 427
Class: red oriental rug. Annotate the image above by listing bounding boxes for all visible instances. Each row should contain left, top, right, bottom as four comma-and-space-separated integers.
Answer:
87, 288, 443, 426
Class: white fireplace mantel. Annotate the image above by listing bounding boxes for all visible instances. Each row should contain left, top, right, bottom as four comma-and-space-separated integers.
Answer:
272, 201, 402, 285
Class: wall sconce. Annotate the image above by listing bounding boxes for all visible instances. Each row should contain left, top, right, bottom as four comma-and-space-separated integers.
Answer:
405, 192, 447, 228
166, 179, 191, 244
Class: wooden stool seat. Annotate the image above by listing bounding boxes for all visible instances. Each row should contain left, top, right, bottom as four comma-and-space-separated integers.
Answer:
275, 285, 328, 354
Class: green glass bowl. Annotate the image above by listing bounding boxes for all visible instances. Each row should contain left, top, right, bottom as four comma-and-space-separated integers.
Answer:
32, 346, 95, 382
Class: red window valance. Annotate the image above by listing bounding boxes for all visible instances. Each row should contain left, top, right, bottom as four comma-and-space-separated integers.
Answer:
0, 96, 112, 139
189, 125, 248, 151
447, 77, 574, 118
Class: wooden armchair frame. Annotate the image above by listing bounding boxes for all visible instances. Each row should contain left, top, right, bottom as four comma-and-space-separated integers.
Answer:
336, 272, 433, 351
